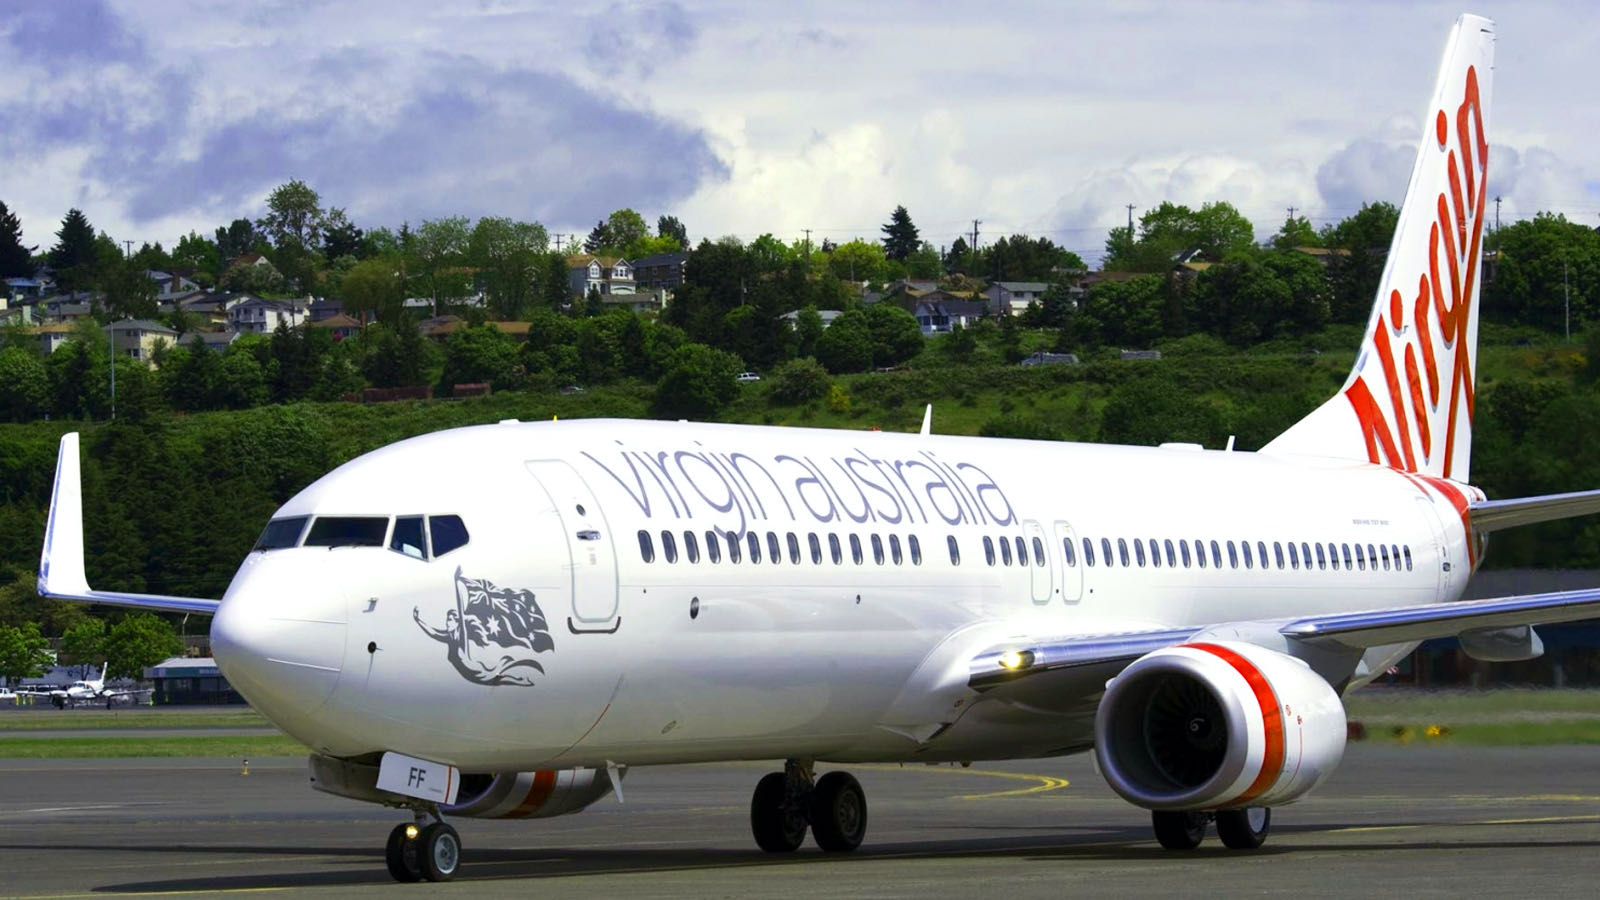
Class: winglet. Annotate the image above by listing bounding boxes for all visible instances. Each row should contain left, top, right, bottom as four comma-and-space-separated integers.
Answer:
920, 404, 932, 436
39, 432, 90, 599
38, 432, 221, 615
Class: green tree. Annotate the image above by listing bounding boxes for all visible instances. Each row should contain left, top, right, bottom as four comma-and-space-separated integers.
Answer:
171, 231, 223, 281
1320, 201, 1399, 324
944, 322, 978, 360
415, 217, 472, 316
469, 217, 548, 319
862, 302, 923, 366
166, 338, 221, 411
1099, 373, 1228, 447
215, 218, 260, 263
1271, 214, 1321, 250
880, 205, 920, 261
905, 241, 942, 279
257, 179, 326, 250
816, 309, 875, 373
340, 256, 405, 325
0, 346, 49, 422
980, 235, 1084, 281
58, 619, 106, 678
1485, 212, 1600, 333
321, 208, 365, 261
794, 305, 825, 357
657, 214, 689, 247
48, 208, 100, 291
0, 621, 53, 683
0, 200, 35, 277
1105, 202, 1255, 272
606, 209, 650, 256
827, 239, 888, 283
439, 324, 520, 391
101, 612, 183, 681
583, 220, 613, 254
653, 342, 743, 419
357, 320, 436, 388
770, 356, 831, 404
945, 235, 974, 274
215, 349, 269, 409
100, 256, 159, 321
1082, 274, 1165, 346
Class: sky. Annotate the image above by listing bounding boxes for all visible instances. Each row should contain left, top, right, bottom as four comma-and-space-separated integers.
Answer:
3, 1, 1598, 266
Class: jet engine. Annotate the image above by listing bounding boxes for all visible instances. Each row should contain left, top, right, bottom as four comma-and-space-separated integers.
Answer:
1093, 640, 1345, 811
443, 767, 619, 819
309, 755, 618, 819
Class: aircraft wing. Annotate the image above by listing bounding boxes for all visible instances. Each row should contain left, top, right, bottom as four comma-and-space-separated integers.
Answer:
39, 433, 220, 616
970, 589, 1600, 689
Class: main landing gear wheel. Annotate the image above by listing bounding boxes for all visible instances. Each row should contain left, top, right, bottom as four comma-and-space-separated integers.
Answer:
384, 823, 422, 883
1216, 807, 1271, 850
809, 772, 867, 852
751, 771, 809, 852
418, 822, 461, 881
1151, 810, 1208, 850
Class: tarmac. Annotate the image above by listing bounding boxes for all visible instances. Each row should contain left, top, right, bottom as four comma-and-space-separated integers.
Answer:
0, 745, 1597, 898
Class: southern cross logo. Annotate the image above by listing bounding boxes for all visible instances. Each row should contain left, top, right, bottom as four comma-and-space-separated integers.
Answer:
414, 568, 555, 686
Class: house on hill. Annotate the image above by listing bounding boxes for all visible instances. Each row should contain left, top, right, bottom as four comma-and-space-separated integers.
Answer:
568, 255, 635, 297
106, 318, 177, 363
985, 281, 1048, 316
912, 298, 986, 334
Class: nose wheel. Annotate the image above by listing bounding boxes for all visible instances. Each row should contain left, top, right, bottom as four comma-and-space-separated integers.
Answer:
750, 760, 868, 853
384, 813, 461, 882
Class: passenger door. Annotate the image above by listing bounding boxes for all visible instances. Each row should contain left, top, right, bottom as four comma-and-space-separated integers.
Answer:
1024, 520, 1054, 605
526, 460, 620, 634
1053, 520, 1083, 604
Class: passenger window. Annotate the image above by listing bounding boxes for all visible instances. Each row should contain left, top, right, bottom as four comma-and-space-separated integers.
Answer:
1063, 538, 1076, 567
889, 534, 903, 565
390, 516, 427, 559
1209, 540, 1222, 568
768, 532, 782, 564
1403, 545, 1413, 570
1274, 542, 1284, 569
684, 530, 700, 563
808, 533, 822, 564
1288, 542, 1299, 569
1082, 537, 1095, 567
1117, 538, 1129, 567
983, 536, 996, 566
1241, 541, 1252, 569
1316, 543, 1326, 569
788, 532, 802, 564
1180, 540, 1191, 568
706, 530, 722, 563
1134, 540, 1146, 567
909, 534, 922, 565
1341, 543, 1352, 570
1302, 542, 1313, 569
429, 515, 470, 556
726, 531, 741, 564
1328, 542, 1340, 570
1227, 541, 1238, 569
1164, 539, 1177, 568
1145, 538, 1159, 568
828, 533, 842, 565
849, 534, 864, 565
307, 516, 390, 548
254, 515, 309, 551
1103, 538, 1115, 568
1391, 544, 1402, 570
1014, 537, 1027, 566
637, 529, 654, 563
1033, 537, 1046, 567
1000, 537, 1013, 566
870, 534, 884, 565
1368, 544, 1378, 572
1380, 544, 1391, 570
1193, 539, 1205, 569
746, 531, 761, 564
1257, 542, 1269, 568
661, 530, 678, 563
949, 535, 962, 566
1355, 544, 1365, 570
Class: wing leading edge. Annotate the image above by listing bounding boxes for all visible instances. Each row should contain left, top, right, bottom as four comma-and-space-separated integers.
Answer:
39, 433, 220, 615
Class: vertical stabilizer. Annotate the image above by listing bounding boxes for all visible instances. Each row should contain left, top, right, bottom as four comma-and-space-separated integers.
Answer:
1262, 14, 1494, 482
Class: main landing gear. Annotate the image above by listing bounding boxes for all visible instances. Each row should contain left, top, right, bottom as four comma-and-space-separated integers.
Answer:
384, 807, 461, 883
1151, 807, 1272, 851
750, 759, 868, 853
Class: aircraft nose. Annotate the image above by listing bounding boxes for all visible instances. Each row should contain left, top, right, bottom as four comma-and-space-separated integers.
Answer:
211, 556, 348, 728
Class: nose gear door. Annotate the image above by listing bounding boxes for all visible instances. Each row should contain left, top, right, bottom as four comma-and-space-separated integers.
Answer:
527, 460, 620, 634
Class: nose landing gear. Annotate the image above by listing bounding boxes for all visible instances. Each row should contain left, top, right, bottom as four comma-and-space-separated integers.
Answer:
750, 759, 868, 853
384, 807, 461, 882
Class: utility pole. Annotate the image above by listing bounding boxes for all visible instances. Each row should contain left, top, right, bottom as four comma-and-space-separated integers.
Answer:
554, 233, 564, 253
1126, 204, 1136, 234
803, 228, 812, 258
1494, 196, 1502, 232
122, 239, 133, 258
1565, 256, 1571, 342
970, 219, 981, 252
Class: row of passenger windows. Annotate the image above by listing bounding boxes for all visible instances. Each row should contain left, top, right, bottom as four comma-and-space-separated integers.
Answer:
639, 529, 945, 568
1047, 536, 1413, 573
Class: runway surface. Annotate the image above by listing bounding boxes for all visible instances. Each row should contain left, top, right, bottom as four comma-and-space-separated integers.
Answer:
1, 745, 1598, 897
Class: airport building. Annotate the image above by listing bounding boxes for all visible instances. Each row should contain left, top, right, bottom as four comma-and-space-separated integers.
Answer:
143, 657, 245, 705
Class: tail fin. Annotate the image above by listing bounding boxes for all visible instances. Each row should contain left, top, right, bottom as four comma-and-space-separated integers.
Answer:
1262, 14, 1494, 482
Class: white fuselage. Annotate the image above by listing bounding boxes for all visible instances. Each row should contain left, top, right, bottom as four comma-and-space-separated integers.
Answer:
209, 418, 1475, 773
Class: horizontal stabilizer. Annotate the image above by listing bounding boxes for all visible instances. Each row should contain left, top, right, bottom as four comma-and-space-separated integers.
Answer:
1469, 488, 1600, 533
39, 433, 220, 615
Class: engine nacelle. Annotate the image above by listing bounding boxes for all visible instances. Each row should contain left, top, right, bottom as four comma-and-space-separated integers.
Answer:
444, 767, 619, 819
309, 754, 618, 819
1094, 641, 1345, 811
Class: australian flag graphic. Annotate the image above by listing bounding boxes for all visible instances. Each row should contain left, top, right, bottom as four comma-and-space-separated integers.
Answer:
414, 568, 555, 686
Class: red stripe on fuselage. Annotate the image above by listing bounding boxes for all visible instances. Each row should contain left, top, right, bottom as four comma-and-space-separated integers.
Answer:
1184, 643, 1285, 806
507, 769, 558, 818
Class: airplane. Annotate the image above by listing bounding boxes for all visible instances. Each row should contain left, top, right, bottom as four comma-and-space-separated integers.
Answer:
34, 12, 1600, 884
16, 662, 153, 708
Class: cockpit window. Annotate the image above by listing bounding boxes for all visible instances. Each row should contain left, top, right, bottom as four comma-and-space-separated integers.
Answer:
253, 516, 309, 552
390, 516, 427, 559
430, 515, 470, 557
305, 516, 389, 548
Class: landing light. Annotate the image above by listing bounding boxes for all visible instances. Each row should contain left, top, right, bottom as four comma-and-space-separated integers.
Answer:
405, 824, 419, 840
998, 649, 1035, 671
